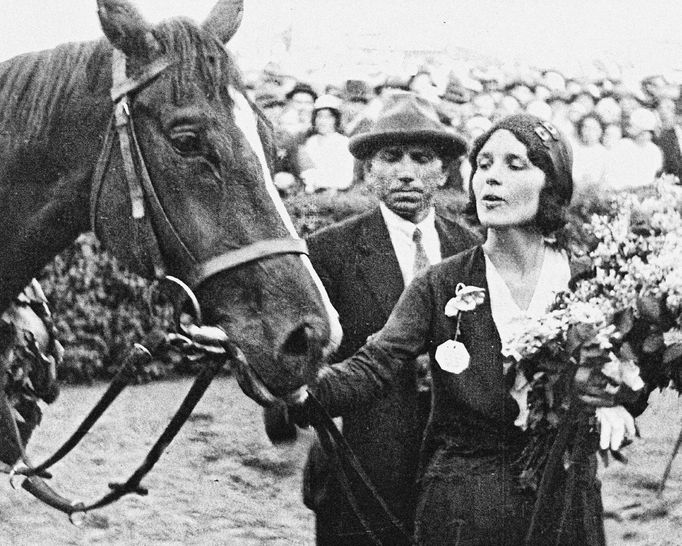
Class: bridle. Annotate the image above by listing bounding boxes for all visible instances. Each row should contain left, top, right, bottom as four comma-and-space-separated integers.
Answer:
4, 49, 410, 544
89, 48, 308, 289
2, 47, 307, 520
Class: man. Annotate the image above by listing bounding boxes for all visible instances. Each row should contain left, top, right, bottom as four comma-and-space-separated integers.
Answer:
269, 92, 479, 545
279, 81, 318, 136
656, 96, 682, 183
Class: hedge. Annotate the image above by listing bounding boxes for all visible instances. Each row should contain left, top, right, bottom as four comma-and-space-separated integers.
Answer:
35, 188, 376, 383
34, 186, 479, 384
38, 185, 613, 384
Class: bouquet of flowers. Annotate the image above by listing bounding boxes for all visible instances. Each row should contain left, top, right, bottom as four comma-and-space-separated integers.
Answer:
502, 180, 682, 492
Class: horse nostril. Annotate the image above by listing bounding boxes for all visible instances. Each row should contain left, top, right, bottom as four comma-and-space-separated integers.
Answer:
282, 323, 313, 356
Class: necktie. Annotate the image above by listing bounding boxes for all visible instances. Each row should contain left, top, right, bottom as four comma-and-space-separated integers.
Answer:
412, 227, 430, 276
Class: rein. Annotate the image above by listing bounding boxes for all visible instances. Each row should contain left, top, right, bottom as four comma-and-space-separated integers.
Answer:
3, 48, 401, 539
306, 393, 415, 546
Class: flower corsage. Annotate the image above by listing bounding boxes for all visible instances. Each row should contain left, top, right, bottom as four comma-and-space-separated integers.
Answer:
435, 283, 486, 374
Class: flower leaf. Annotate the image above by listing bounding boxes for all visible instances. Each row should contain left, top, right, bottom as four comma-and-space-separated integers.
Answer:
637, 295, 664, 323
642, 332, 664, 354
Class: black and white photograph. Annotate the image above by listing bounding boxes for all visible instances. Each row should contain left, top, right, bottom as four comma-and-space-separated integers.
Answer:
1, 1, 681, 544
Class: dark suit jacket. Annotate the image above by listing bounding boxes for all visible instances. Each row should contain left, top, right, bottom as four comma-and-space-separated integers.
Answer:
303, 206, 479, 543
657, 127, 682, 182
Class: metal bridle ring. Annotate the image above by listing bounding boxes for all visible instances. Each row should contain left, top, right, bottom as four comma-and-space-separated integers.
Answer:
159, 275, 203, 327
8, 466, 25, 490
69, 503, 87, 526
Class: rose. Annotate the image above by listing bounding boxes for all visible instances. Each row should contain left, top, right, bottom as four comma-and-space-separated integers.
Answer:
444, 284, 486, 316
436, 284, 486, 375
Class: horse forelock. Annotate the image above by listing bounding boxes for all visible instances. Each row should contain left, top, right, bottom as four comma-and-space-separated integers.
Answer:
0, 41, 103, 146
151, 18, 240, 107
150, 19, 278, 183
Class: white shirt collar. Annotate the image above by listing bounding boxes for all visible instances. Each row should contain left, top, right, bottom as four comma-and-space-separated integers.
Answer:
379, 203, 441, 285
379, 202, 437, 237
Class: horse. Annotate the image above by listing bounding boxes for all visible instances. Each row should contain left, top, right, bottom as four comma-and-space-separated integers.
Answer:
0, 0, 341, 463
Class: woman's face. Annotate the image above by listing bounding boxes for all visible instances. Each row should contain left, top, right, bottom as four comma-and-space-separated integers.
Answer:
471, 130, 546, 231
314, 109, 337, 135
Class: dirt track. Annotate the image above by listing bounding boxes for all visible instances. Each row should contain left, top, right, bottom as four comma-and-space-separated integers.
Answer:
1, 378, 680, 545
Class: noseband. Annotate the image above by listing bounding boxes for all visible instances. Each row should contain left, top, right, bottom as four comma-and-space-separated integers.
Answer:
89, 48, 308, 291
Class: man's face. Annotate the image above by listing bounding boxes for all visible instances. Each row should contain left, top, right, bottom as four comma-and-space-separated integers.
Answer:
289, 92, 315, 123
365, 143, 447, 223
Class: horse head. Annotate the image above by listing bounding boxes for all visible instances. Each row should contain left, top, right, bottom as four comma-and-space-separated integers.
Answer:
91, 0, 341, 404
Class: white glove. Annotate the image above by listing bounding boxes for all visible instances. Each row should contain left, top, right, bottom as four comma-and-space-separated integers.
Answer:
595, 405, 636, 451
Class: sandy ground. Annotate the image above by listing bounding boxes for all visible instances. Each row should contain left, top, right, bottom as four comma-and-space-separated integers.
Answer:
0, 378, 680, 545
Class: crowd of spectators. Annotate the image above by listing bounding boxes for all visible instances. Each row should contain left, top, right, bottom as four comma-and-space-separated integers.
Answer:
247, 63, 682, 202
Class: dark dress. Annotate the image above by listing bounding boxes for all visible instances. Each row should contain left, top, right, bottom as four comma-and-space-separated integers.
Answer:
313, 246, 607, 546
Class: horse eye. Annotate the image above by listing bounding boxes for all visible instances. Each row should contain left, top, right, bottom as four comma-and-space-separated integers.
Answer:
170, 132, 202, 156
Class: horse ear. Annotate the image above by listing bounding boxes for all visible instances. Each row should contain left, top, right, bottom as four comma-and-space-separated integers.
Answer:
97, 0, 162, 59
202, 0, 244, 44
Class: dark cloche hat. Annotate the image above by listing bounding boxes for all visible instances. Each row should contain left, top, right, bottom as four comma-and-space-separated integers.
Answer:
349, 92, 468, 160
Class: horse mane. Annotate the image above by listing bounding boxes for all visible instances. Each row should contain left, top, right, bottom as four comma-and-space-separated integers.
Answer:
0, 17, 275, 167
0, 41, 105, 145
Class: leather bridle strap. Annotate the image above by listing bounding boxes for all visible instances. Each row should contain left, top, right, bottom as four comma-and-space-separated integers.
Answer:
306, 393, 414, 545
186, 238, 309, 288
14, 354, 224, 518
91, 49, 308, 286
11, 344, 152, 479
90, 49, 174, 278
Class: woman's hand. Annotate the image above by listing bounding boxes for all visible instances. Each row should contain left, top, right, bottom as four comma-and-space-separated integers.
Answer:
595, 405, 637, 451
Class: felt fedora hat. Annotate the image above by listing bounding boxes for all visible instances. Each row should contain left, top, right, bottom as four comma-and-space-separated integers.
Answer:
349, 92, 467, 160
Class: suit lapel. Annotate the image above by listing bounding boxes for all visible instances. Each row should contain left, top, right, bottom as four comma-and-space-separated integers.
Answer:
357, 208, 405, 318
436, 215, 463, 258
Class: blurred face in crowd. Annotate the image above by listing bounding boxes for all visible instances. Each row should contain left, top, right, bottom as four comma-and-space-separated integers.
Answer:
440, 100, 464, 128
602, 123, 622, 149
575, 92, 596, 112
409, 72, 438, 100
365, 143, 447, 223
471, 130, 546, 231
473, 93, 496, 119
568, 101, 588, 123
290, 91, 316, 124
619, 95, 639, 117
314, 108, 337, 135
579, 116, 603, 146
498, 95, 521, 118
262, 103, 285, 125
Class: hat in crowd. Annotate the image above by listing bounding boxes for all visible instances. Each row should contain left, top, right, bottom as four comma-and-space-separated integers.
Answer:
285, 82, 318, 101
628, 107, 658, 133
464, 115, 493, 138
469, 113, 573, 206
313, 94, 342, 113
374, 75, 410, 95
348, 92, 468, 160
344, 79, 372, 103
255, 92, 286, 109
441, 81, 471, 104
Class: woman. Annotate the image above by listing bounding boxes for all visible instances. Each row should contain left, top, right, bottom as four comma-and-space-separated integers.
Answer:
297, 114, 637, 545
297, 94, 355, 194
572, 112, 608, 201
